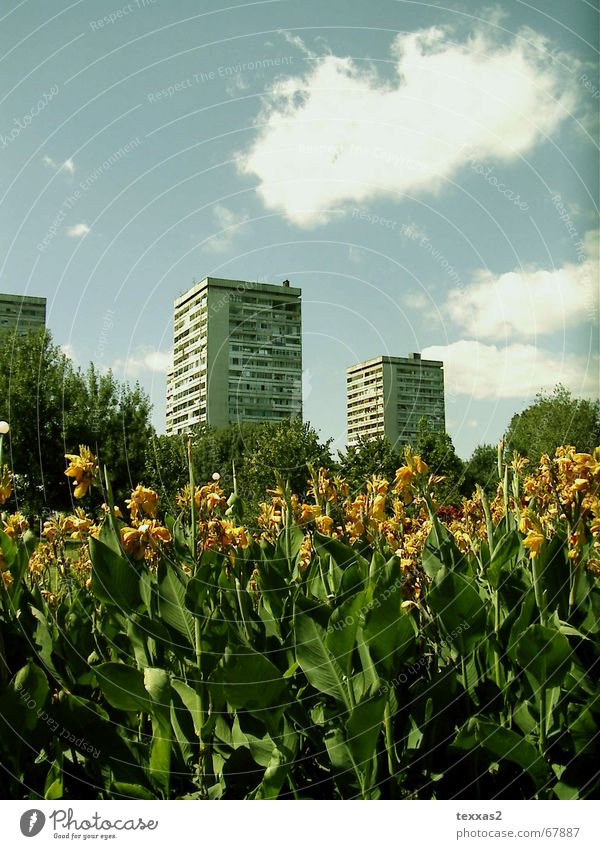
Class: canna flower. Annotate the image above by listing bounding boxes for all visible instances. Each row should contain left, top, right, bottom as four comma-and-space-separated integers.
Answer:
126, 485, 159, 520
121, 520, 171, 561
297, 535, 313, 570
315, 514, 334, 535
64, 446, 98, 498
299, 503, 320, 525
2, 512, 28, 539
522, 530, 545, 558
62, 508, 94, 540
0, 464, 13, 505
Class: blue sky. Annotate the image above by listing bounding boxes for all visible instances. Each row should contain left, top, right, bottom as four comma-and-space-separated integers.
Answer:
1, 0, 598, 457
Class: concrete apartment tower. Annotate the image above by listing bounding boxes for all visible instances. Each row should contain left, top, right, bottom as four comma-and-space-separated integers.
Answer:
0, 294, 46, 336
347, 353, 445, 448
166, 277, 302, 435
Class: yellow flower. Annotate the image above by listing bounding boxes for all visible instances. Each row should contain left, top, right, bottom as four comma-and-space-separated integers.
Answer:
522, 530, 545, 558
315, 515, 334, 535
0, 464, 13, 505
394, 466, 414, 489
120, 526, 146, 560
120, 520, 171, 561
372, 493, 386, 521
299, 503, 320, 525
126, 485, 159, 519
3, 512, 28, 538
64, 446, 98, 498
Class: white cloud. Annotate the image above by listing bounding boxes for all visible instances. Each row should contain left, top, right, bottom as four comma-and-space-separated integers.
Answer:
239, 27, 578, 226
446, 255, 598, 340
112, 348, 172, 379
60, 343, 76, 361
205, 204, 250, 251
43, 155, 75, 174
402, 290, 430, 310
66, 222, 90, 238
422, 340, 597, 399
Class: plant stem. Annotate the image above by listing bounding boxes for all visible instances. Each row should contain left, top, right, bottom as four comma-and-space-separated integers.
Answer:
384, 699, 395, 777
531, 555, 547, 626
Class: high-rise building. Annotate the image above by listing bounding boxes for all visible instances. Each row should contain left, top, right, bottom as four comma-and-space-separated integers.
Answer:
0, 293, 46, 336
166, 277, 302, 435
347, 353, 445, 447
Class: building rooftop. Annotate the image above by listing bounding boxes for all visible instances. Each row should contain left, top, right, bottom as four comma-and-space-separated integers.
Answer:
175, 277, 301, 308
347, 353, 444, 373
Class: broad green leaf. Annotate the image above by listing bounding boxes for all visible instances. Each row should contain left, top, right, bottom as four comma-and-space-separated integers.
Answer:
218, 646, 287, 712
326, 591, 367, 676
427, 569, 487, 654
487, 530, 521, 589
295, 607, 350, 708
158, 566, 195, 646
516, 624, 572, 689
454, 717, 550, 788
90, 535, 140, 610
95, 663, 152, 713
111, 782, 156, 799
12, 663, 49, 731
363, 559, 416, 677
346, 687, 386, 766
422, 522, 465, 578
171, 679, 202, 735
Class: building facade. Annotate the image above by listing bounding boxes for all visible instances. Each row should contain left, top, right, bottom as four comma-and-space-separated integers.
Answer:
347, 353, 445, 447
166, 277, 302, 435
0, 294, 46, 336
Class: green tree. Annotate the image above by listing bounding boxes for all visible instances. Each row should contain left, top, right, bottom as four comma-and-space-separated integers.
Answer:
145, 419, 334, 522
337, 435, 401, 495
0, 329, 154, 518
506, 385, 600, 464
461, 443, 499, 497
235, 418, 333, 511
144, 432, 189, 512
414, 417, 465, 505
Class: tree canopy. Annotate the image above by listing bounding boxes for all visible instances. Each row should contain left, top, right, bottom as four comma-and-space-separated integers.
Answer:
0, 329, 153, 517
145, 418, 333, 520
506, 385, 600, 464
337, 435, 401, 495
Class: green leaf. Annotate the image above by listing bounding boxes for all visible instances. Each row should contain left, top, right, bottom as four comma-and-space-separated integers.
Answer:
157, 566, 195, 646
454, 717, 550, 788
345, 687, 386, 766
422, 522, 465, 578
95, 663, 152, 713
326, 591, 367, 676
295, 607, 350, 708
171, 679, 202, 736
516, 624, 572, 689
313, 531, 369, 574
11, 663, 49, 731
363, 559, 415, 677
111, 782, 156, 799
90, 535, 140, 610
218, 647, 287, 712
427, 569, 487, 654
487, 530, 521, 589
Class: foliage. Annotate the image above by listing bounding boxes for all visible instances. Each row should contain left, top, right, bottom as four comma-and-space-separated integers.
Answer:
462, 443, 500, 497
0, 330, 153, 518
414, 417, 465, 505
337, 435, 401, 495
0, 441, 599, 800
146, 420, 333, 521
507, 385, 600, 464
